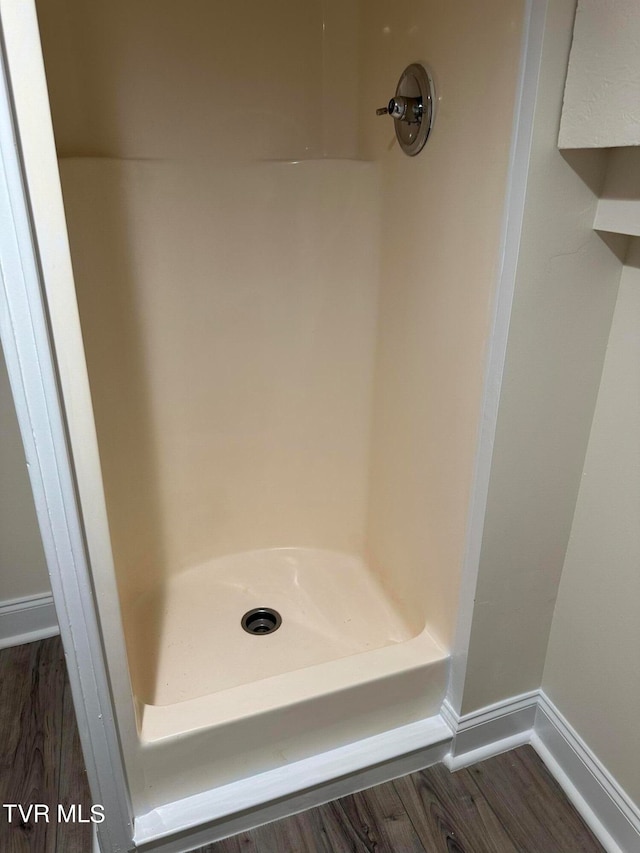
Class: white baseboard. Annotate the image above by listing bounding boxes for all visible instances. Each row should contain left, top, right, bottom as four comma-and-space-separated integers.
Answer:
134, 714, 452, 853
443, 690, 640, 853
0, 592, 59, 649
442, 690, 538, 771
533, 692, 640, 853
93, 690, 640, 853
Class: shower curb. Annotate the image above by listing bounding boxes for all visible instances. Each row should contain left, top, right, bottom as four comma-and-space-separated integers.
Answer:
133, 714, 452, 853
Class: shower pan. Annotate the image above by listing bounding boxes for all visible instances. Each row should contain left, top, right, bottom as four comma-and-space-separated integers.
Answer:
0, 0, 529, 849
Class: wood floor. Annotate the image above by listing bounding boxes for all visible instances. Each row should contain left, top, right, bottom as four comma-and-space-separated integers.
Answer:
0, 638, 604, 853
201, 749, 605, 853
0, 638, 91, 853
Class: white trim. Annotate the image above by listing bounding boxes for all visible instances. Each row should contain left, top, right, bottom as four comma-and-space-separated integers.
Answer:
439, 695, 458, 734
134, 715, 452, 853
533, 693, 640, 853
0, 592, 58, 648
0, 4, 135, 850
447, 0, 549, 714
137, 691, 640, 853
443, 690, 640, 853
443, 691, 538, 771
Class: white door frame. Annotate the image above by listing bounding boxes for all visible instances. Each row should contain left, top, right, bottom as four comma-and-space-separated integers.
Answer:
0, 2, 135, 850
446, 0, 548, 713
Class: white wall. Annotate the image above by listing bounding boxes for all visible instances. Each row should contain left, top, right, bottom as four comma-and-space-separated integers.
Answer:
542, 239, 640, 806
461, 0, 624, 712
458, 3, 640, 824
0, 346, 49, 601
559, 0, 640, 148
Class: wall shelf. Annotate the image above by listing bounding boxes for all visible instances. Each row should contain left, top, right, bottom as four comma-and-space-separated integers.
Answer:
594, 199, 640, 238
592, 148, 640, 237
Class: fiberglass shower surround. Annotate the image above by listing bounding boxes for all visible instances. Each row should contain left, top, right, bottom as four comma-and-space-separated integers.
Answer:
30, 0, 525, 818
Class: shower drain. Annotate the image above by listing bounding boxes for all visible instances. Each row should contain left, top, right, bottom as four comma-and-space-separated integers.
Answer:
241, 607, 282, 635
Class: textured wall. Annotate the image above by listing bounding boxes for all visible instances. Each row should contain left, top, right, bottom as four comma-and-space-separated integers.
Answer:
462, 0, 623, 712
559, 0, 640, 148
543, 241, 640, 806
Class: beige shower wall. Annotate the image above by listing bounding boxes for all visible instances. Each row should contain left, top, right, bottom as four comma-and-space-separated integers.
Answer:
42, 0, 527, 649
359, 0, 525, 643
0, 347, 49, 602
60, 158, 381, 605
542, 243, 640, 806
36, 0, 370, 612
36, 0, 359, 161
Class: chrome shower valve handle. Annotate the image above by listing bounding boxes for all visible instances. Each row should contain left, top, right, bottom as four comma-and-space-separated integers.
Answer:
374, 63, 435, 156
376, 96, 422, 123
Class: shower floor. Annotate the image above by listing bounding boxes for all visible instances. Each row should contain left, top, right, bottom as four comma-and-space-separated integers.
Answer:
133, 548, 416, 707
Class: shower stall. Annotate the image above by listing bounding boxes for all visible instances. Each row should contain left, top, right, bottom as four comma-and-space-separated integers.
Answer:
0, 0, 528, 848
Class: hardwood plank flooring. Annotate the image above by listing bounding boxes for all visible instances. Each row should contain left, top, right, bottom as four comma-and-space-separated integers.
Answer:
197, 744, 605, 852
465, 749, 603, 852
0, 638, 605, 853
0, 638, 91, 853
57, 680, 93, 853
332, 782, 427, 852
392, 761, 518, 852
203, 748, 605, 853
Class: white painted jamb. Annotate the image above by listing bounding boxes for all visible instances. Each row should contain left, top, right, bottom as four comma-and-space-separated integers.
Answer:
446, 0, 549, 716
0, 3, 135, 850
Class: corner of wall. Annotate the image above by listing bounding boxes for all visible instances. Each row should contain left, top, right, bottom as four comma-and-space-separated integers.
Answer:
457, 0, 624, 718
